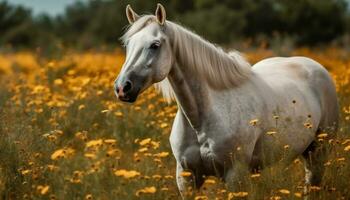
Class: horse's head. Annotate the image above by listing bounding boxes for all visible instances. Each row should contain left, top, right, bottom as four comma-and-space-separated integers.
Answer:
115, 4, 173, 102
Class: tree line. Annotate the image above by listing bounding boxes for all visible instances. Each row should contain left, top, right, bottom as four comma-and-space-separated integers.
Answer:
0, 0, 349, 49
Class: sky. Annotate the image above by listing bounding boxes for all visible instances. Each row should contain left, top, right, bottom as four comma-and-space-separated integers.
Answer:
2, 0, 83, 16
3, 0, 350, 16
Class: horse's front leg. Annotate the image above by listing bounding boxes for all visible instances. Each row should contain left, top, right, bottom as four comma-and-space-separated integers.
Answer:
176, 161, 204, 198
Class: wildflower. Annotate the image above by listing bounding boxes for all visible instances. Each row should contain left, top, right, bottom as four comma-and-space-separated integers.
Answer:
204, 178, 216, 184
21, 169, 31, 175
180, 171, 192, 177
114, 111, 123, 117
164, 175, 174, 179
84, 153, 96, 159
139, 138, 151, 146
54, 79, 63, 85
47, 165, 59, 171
138, 147, 148, 153
153, 151, 169, 158
344, 145, 350, 151
86, 139, 103, 148
266, 131, 276, 136
249, 119, 259, 126
114, 169, 140, 179
37, 185, 50, 195
135, 186, 157, 196
309, 186, 321, 191
194, 196, 208, 200
317, 133, 328, 138
106, 149, 121, 158
150, 141, 160, 149
152, 174, 162, 179
104, 139, 117, 144
85, 194, 93, 200
77, 104, 85, 110
160, 123, 168, 128
51, 148, 75, 160
270, 196, 281, 200
336, 157, 345, 162
251, 173, 261, 178
294, 192, 302, 198
75, 131, 87, 140
228, 192, 248, 199
279, 189, 290, 194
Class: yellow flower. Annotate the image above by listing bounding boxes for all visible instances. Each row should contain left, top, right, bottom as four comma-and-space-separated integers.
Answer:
249, 119, 259, 126
194, 195, 208, 200
152, 175, 162, 179
37, 185, 50, 195
114, 111, 123, 117
21, 169, 31, 175
150, 141, 160, 149
51, 148, 75, 160
251, 173, 261, 178
204, 178, 216, 184
344, 145, 350, 151
317, 133, 328, 138
139, 138, 151, 146
86, 139, 103, 148
84, 153, 96, 159
138, 147, 148, 153
54, 79, 63, 85
85, 194, 93, 200
294, 192, 302, 198
180, 171, 192, 177
114, 169, 140, 179
78, 104, 85, 110
164, 175, 174, 179
266, 131, 276, 136
160, 123, 168, 128
336, 157, 345, 162
135, 186, 157, 196
279, 189, 290, 194
104, 139, 117, 144
153, 151, 169, 158
228, 192, 248, 199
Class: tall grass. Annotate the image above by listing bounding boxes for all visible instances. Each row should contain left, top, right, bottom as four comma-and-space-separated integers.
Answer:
0, 48, 349, 199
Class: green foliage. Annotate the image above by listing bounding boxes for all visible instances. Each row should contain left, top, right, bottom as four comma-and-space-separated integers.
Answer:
0, 0, 349, 49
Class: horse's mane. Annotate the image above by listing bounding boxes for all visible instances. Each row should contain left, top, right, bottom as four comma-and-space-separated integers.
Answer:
121, 15, 252, 102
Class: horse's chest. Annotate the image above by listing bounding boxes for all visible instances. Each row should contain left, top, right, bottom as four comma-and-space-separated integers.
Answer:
198, 138, 226, 175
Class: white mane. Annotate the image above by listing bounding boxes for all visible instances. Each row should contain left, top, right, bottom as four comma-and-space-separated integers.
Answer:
121, 16, 252, 102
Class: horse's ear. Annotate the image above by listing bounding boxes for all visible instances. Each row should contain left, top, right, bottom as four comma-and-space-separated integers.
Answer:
126, 4, 139, 24
155, 3, 166, 25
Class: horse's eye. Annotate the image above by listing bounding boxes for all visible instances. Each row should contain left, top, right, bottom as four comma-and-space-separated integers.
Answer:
149, 42, 160, 50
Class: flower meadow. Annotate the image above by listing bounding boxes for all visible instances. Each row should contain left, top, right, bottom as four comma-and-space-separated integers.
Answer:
0, 48, 349, 200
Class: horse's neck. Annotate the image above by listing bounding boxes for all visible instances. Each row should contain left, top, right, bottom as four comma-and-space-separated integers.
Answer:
167, 63, 209, 131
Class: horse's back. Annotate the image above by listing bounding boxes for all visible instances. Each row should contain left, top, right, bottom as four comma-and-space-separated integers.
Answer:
252, 56, 339, 131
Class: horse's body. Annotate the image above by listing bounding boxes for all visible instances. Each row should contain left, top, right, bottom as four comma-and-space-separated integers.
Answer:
169, 55, 338, 190
115, 4, 339, 197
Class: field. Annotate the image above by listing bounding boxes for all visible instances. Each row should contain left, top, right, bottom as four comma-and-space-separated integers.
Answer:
0, 47, 349, 200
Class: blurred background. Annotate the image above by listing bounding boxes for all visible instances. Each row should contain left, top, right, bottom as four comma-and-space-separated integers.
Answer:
1, 1, 350, 200
1, 0, 350, 51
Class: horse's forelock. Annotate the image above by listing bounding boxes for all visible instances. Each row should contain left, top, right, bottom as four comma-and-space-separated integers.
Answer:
121, 15, 156, 45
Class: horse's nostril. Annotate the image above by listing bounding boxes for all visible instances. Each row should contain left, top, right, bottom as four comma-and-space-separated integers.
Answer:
123, 80, 133, 93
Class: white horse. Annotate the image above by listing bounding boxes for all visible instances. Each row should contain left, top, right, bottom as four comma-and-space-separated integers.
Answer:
114, 4, 339, 197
